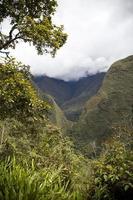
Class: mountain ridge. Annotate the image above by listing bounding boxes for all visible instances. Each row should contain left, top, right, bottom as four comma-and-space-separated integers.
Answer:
72, 55, 133, 155
33, 72, 105, 121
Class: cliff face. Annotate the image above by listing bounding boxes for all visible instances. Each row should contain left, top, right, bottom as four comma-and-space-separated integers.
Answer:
73, 56, 133, 149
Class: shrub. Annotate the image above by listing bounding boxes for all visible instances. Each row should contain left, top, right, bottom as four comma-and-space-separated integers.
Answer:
87, 132, 133, 200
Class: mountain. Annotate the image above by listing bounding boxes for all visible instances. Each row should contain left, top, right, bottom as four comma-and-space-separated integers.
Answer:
32, 82, 70, 131
42, 93, 71, 131
72, 56, 133, 154
34, 76, 73, 105
62, 73, 105, 120
33, 73, 105, 121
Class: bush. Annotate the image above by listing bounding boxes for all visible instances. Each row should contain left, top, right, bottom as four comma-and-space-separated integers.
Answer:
87, 132, 133, 200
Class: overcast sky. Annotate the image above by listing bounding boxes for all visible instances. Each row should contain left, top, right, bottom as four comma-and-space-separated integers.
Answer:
10, 0, 133, 80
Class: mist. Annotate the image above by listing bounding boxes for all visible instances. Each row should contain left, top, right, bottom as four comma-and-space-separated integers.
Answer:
11, 0, 133, 80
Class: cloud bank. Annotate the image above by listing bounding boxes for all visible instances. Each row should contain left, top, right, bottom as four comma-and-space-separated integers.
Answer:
11, 0, 133, 80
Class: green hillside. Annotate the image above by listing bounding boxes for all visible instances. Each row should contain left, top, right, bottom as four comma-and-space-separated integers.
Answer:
31, 79, 70, 131
42, 93, 71, 131
72, 56, 133, 154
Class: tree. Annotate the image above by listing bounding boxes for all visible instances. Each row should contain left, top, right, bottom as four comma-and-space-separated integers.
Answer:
0, 57, 50, 121
0, 0, 67, 56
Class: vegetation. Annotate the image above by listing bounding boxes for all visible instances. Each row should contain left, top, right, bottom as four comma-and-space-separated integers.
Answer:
0, 57, 90, 200
0, 57, 49, 121
0, 0, 67, 56
0, 0, 132, 199
40, 92, 70, 132
88, 127, 133, 200
0, 55, 132, 200
0, 117, 132, 199
0, 120, 90, 200
0, 159, 74, 200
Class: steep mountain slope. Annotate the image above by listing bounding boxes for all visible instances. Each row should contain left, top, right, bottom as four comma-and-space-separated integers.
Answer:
72, 56, 133, 153
34, 76, 73, 105
31, 79, 69, 131
42, 93, 70, 131
62, 73, 105, 120
34, 73, 105, 121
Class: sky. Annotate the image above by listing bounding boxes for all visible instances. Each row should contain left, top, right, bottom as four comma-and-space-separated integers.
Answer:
8, 0, 133, 80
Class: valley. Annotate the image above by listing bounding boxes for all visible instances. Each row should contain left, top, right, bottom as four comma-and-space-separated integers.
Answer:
34, 72, 105, 121
0, 55, 133, 200
34, 56, 133, 156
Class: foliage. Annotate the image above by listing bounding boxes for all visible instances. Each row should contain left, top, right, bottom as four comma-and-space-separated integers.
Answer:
0, 57, 49, 121
0, 118, 72, 166
0, 119, 133, 200
0, 118, 90, 200
87, 132, 133, 200
0, 0, 67, 55
0, 157, 83, 200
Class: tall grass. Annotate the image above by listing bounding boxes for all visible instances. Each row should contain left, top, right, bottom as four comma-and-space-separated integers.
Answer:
0, 157, 84, 200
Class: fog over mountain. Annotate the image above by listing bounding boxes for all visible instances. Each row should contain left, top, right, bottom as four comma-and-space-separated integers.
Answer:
9, 0, 133, 80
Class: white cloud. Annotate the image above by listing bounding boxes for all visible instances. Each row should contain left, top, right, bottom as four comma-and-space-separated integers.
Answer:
10, 0, 133, 80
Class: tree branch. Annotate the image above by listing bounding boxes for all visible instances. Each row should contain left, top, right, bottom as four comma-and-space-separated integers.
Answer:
0, 32, 22, 50
9, 24, 18, 40
0, 51, 10, 58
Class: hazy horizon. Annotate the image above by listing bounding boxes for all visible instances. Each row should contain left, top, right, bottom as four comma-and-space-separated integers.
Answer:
34, 71, 106, 82
6, 0, 133, 80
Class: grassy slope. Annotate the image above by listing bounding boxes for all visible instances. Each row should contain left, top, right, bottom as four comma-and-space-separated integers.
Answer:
40, 92, 71, 132
46, 94, 71, 131
72, 56, 133, 151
